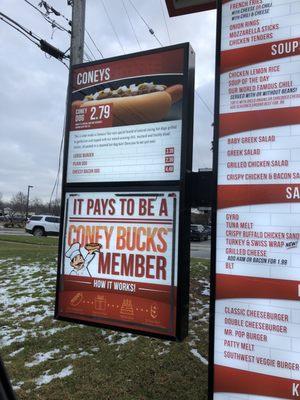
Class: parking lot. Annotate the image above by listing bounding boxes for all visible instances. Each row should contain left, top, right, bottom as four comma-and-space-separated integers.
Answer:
0, 227, 30, 236
190, 239, 211, 259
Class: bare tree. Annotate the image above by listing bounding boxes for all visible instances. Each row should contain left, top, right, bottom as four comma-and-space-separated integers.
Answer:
50, 198, 61, 216
30, 197, 48, 215
10, 191, 27, 216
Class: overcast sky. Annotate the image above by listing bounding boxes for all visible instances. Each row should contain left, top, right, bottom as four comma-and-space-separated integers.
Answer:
0, 0, 216, 202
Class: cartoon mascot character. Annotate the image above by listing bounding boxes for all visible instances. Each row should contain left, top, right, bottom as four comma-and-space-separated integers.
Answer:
65, 242, 102, 276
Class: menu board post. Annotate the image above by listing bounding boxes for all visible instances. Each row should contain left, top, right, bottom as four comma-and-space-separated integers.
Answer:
55, 43, 195, 341
209, 1, 222, 397
211, 0, 300, 398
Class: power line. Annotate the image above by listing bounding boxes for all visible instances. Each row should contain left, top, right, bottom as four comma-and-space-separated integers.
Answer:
49, 91, 70, 213
100, 0, 125, 54
127, 0, 163, 47
195, 89, 214, 116
39, 0, 71, 24
39, 0, 103, 60
85, 29, 104, 58
159, 0, 171, 45
0, 11, 41, 41
37, 1, 70, 209
60, 59, 69, 69
49, 115, 65, 212
84, 41, 96, 60
0, 11, 69, 67
0, 15, 40, 47
84, 50, 92, 62
24, 0, 71, 34
35, 0, 104, 61
121, 0, 142, 51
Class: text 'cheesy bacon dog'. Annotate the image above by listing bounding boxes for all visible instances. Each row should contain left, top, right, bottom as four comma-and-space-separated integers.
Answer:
72, 82, 183, 126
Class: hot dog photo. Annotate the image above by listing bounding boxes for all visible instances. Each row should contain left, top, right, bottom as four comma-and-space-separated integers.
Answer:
70, 77, 184, 129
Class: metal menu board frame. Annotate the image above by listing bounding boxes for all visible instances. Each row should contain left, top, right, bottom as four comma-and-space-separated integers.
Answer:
55, 43, 195, 341
165, 0, 216, 16
210, 0, 300, 398
65, 43, 192, 185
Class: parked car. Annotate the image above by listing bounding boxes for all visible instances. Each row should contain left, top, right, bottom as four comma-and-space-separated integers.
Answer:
25, 215, 60, 236
12, 214, 25, 223
190, 224, 208, 241
202, 225, 211, 237
3, 214, 26, 227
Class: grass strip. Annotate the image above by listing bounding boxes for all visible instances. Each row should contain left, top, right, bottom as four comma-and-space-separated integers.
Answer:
0, 235, 58, 247
0, 248, 210, 400
0, 240, 58, 260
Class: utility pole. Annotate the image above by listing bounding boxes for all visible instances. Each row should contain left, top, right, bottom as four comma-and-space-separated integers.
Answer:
69, 0, 86, 66
49, 1, 86, 216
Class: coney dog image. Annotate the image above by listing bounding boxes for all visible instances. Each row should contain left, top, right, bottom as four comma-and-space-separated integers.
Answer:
73, 82, 183, 126
84, 242, 102, 253
70, 292, 83, 307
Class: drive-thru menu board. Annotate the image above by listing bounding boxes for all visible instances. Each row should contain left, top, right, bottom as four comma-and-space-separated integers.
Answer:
56, 191, 179, 337
212, 1, 300, 399
56, 44, 195, 340
67, 47, 186, 183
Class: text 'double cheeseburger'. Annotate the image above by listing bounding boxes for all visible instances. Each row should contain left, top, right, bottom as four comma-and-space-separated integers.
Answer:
72, 82, 183, 126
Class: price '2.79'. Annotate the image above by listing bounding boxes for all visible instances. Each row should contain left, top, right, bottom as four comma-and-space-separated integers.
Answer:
90, 104, 111, 121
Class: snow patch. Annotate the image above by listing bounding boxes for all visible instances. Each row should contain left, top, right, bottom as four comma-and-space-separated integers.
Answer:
25, 349, 60, 367
157, 349, 170, 356
35, 365, 73, 387
190, 348, 208, 365
106, 332, 138, 345
9, 347, 24, 357
63, 351, 90, 360
12, 381, 24, 391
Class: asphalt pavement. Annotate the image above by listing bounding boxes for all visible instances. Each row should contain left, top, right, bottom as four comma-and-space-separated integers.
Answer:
190, 239, 211, 259
0, 227, 30, 236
